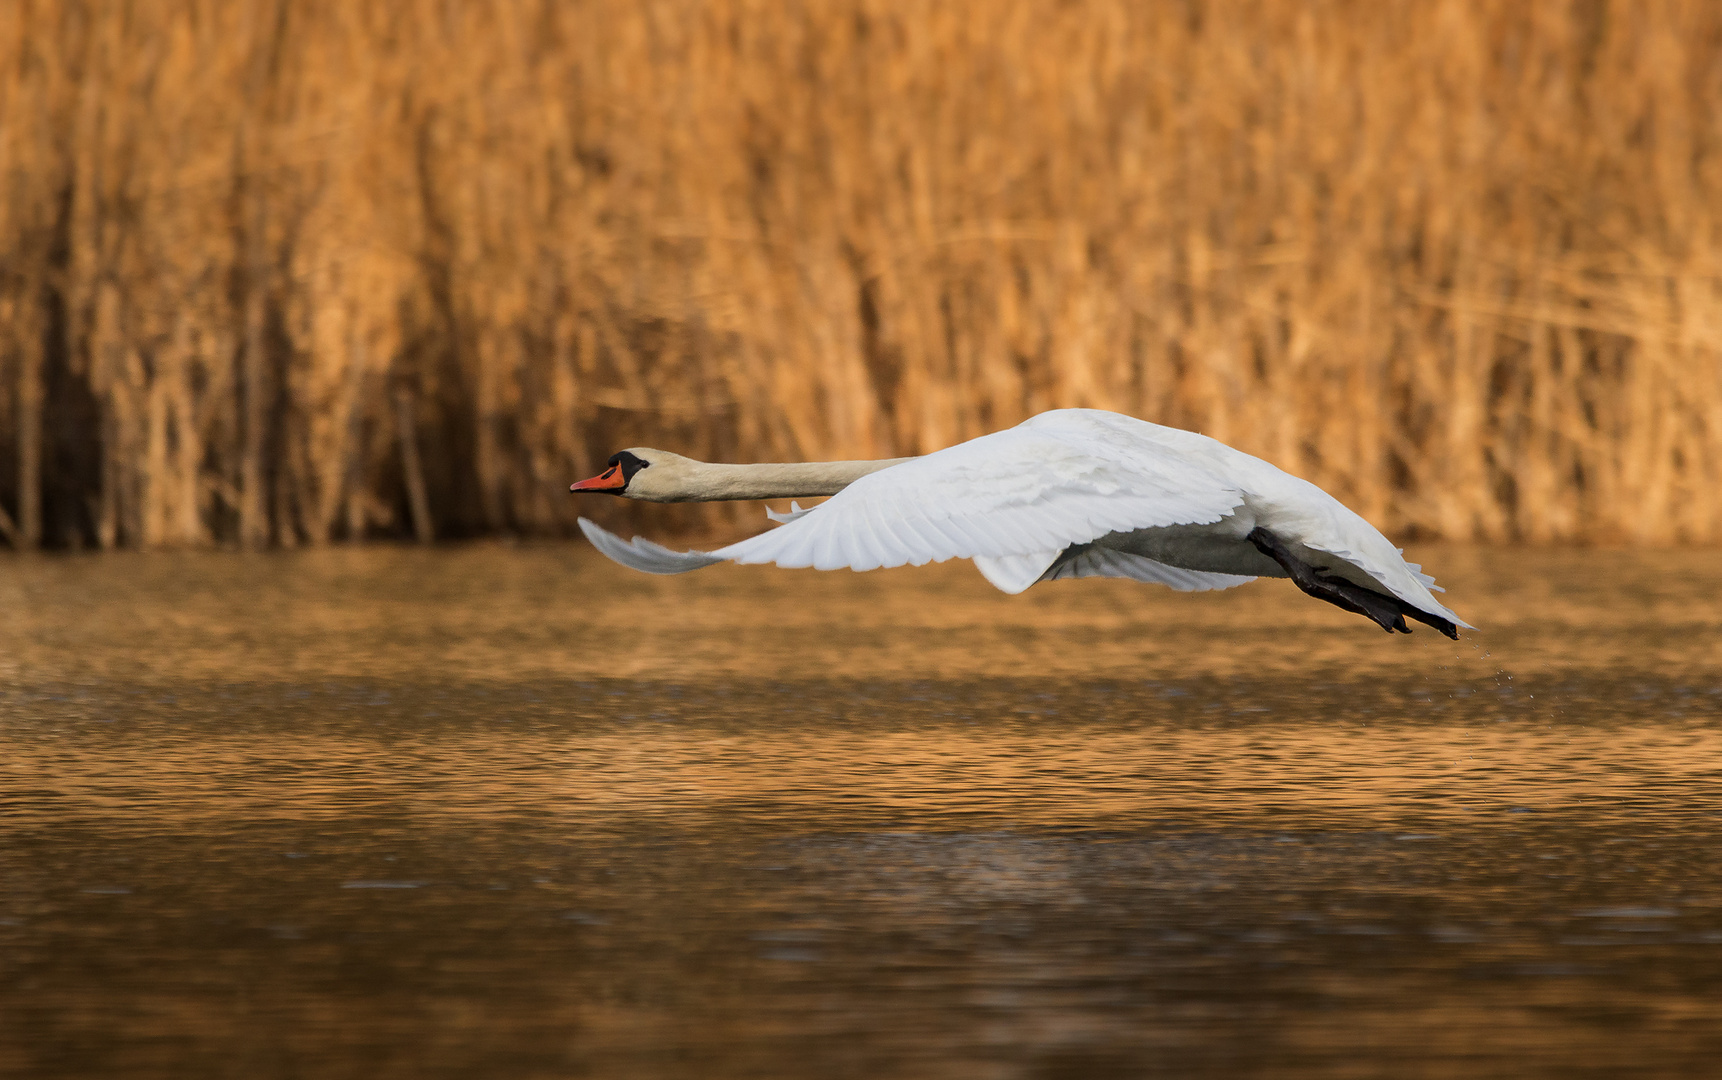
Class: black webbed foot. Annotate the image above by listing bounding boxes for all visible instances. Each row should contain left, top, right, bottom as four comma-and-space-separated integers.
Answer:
1247, 527, 1458, 639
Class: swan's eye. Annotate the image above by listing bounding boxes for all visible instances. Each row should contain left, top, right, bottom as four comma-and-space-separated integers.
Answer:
609, 451, 649, 479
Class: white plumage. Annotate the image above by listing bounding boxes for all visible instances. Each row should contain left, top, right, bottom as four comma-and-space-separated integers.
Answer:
575, 409, 1471, 637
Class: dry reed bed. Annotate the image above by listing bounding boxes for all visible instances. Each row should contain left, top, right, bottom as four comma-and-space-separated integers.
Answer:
0, 0, 1718, 548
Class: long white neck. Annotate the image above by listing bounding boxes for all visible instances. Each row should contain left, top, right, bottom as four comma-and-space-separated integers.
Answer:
631, 453, 917, 502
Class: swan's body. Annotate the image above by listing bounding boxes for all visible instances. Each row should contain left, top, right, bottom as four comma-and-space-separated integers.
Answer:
571, 409, 1471, 638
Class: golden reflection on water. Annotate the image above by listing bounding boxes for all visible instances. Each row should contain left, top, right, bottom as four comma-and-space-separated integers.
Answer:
3, 544, 1722, 1078
1, 543, 1717, 684
8, 681, 1722, 831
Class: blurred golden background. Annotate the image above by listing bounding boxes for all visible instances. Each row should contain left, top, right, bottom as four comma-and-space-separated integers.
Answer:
1, 0, 1718, 549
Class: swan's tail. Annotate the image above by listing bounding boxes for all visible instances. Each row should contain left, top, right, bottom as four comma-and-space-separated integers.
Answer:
576, 518, 726, 575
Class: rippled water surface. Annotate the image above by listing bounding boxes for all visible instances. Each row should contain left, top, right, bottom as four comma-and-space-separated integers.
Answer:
3, 544, 1721, 1078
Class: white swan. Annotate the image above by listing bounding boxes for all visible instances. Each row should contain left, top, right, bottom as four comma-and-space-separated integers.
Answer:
569, 409, 1471, 638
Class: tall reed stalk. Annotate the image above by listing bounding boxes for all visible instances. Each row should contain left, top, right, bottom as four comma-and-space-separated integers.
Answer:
1, 0, 1718, 548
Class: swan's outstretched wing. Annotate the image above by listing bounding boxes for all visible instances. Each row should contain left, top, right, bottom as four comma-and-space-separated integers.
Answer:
708, 416, 1246, 593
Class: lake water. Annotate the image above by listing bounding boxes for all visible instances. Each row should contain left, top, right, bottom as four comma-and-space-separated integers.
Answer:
2, 542, 1720, 1078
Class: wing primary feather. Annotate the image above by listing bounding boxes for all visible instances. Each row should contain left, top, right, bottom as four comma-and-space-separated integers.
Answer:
878, 487, 941, 565
851, 501, 896, 570
911, 509, 972, 557
577, 518, 725, 575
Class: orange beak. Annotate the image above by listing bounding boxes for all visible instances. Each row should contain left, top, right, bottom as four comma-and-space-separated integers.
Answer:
569, 465, 628, 493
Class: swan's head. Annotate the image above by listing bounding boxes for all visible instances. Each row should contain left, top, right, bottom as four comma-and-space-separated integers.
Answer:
568, 448, 694, 502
